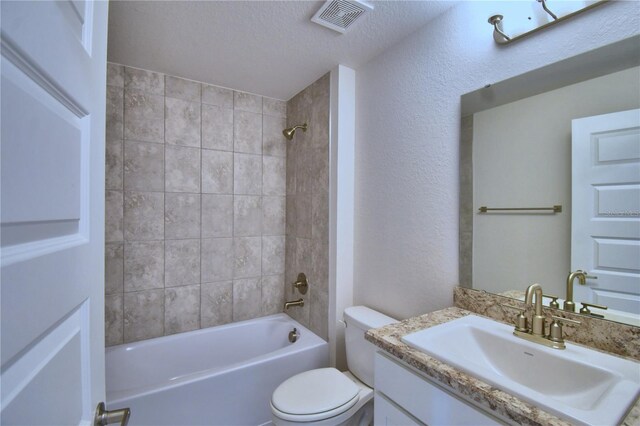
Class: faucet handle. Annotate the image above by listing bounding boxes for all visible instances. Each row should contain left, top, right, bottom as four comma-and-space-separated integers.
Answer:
551, 315, 581, 325
291, 273, 309, 294
579, 302, 608, 317
543, 294, 560, 309
547, 316, 581, 349
499, 303, 528, 332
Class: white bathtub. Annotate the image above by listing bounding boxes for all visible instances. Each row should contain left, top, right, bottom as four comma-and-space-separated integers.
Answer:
106, 314, 328, 425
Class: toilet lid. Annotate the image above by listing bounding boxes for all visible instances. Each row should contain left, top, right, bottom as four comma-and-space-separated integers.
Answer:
271, 368, 359, 417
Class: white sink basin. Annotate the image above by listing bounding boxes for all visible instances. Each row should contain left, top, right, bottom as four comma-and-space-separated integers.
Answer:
401, 315, 640, 425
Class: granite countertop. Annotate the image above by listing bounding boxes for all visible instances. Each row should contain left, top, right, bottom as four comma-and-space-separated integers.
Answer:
365, 307, 640, 426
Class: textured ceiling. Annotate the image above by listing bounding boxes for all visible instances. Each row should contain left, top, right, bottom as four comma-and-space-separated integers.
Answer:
107, 1, 458, 100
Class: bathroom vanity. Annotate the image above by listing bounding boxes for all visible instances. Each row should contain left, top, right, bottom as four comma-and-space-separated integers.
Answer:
367, 307, 640, 426
375, 350, 503, 425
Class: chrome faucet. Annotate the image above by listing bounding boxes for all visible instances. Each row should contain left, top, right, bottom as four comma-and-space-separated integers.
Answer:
564, 270, 586, 312
524, 283, 545, 336
284, 298, 304, 310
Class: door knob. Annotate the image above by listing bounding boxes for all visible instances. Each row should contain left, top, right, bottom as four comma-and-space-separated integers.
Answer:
95, 402, 130, 426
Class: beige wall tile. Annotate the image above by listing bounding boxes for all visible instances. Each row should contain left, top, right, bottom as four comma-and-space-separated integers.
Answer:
294, 147, 312, 194
107, 63, 124, 88
106, 190, 124, 242
311, 190, 329, 243
234, 111, 262, 154
311, 240, 329, 294
124, 140, 164, 191
124, 289, 164, 342
233, 277, 261, 321
105, 242, 124, 295
105, 293, 124, 346
165, 75, 201, 102
201, 281, 233, 327
202, 194, 233, 238
309, 289, 328, 341
165, 239, 200, 287
234, 195, 262, 237
124, 90, 164, 143
165, 193, 200, 239
286, 147, 297, 196
202, 84, 233, 108
201, 238, 234, 282
295, 192, 312, 239
165, 145, 201, 192
263, 156, 285, 196
263, 98, 286, 118
262, 115, 286, 158
233, 237, 262, 279
262, 236, 285, 275
106, 86, 124, 140
285, 195, 296, 236
202, 104, 233, 152
165, 97, 201, 147
106, 139, 124, 190
261, 274, 284, 316
311, 145, 329, 195
165, 285, 200, 335
123, 191, 164, 240
202, 149, 233, 194
124, 241, 164, 292
234, 153, 262, 195
124, 67, 164, 95
285, 237, 297, 287
295, 238, 312, 279
262, 196, 285, 236
234, 91, 262, 114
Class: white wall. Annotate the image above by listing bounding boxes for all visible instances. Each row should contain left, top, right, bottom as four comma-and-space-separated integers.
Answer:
473, 67, 640, 297
354, 1, 640, 320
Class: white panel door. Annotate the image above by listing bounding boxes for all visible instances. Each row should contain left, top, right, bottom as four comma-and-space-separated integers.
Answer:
1, 1, 108, 424
572, 109, 640, 312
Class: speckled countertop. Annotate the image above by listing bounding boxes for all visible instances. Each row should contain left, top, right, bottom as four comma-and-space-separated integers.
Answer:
365, 307, 640, 426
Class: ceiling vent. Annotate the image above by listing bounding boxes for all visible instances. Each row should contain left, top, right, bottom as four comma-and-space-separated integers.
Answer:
311, 0, 373, 34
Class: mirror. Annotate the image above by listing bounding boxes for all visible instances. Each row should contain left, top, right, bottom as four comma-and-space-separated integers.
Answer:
460, 36, 640, 327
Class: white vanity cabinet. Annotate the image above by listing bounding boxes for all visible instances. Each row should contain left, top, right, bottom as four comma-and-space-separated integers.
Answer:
374, 352, 507, 426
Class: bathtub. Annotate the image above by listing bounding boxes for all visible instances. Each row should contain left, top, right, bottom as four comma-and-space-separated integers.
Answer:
106, 314, 328, 425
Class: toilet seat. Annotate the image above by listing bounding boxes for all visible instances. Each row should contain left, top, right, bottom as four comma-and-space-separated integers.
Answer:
271, 368, 360, 422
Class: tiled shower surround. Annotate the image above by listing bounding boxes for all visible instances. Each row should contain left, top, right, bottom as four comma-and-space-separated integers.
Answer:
285, 74, 330, 341
104, 63, 289, 345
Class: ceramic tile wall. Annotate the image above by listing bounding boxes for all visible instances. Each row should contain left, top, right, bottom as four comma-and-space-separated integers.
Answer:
284, 73, 330, 340
105, 63, 287, 346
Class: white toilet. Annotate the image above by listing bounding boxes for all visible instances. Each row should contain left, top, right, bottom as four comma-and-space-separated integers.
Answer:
270, 306, 397, 426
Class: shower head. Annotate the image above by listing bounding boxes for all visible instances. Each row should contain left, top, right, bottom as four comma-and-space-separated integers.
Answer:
282, 123, 308, 140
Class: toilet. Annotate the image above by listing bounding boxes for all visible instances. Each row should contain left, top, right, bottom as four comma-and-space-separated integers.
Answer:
270, 306, 397, 426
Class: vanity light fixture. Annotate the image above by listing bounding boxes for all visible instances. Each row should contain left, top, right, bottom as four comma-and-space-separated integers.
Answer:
489, 0, 608, 45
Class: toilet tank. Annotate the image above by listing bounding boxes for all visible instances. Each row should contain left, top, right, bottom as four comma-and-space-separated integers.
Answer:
344, 306, 397, 387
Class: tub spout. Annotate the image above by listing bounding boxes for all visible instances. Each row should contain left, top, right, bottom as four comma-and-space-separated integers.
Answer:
284, 299, 304, 310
